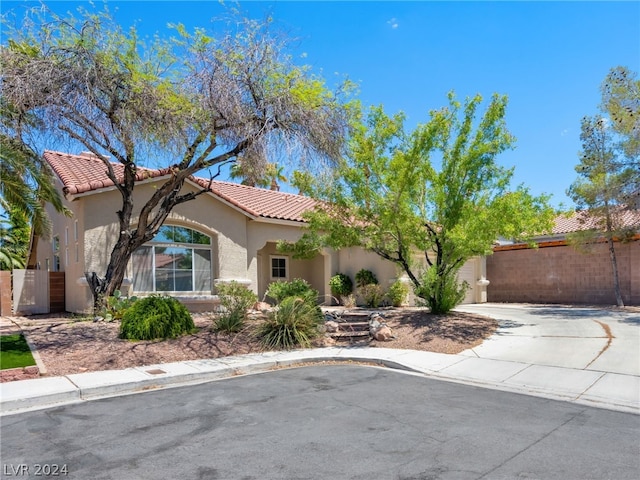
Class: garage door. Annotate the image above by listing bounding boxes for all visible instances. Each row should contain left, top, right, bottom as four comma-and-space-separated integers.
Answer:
457, 260, 477, 304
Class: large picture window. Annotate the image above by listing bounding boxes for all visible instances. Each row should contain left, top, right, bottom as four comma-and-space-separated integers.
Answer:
131, 225, 212, 293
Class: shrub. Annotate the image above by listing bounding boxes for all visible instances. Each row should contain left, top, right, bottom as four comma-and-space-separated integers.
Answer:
387, 280, 410, 307
258, 297, 323, 349
266, 278, 318, 304
214, 309, 246, 333
342, 294, 356, 308
414, 268, 468, 314
355, 269, 378, 288
215, 281, 257, 332
98, 289, 138, 322
119, 295, 195, 340
358, 283, 385, 308
329, 273, 353, 299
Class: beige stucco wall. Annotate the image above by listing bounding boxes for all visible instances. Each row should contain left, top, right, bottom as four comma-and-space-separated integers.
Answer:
256, 241, 327, 302
36, 177, 93, 312
332, 249, 485, 306
336, 247, 400, 287
38, 179, 254, 313
37, 175, 487, 312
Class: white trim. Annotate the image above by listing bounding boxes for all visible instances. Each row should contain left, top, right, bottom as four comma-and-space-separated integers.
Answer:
67, 174, 174, 200
251, 216, 307, 227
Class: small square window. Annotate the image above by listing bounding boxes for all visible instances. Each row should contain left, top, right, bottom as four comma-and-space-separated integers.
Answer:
270, 256, 288, 280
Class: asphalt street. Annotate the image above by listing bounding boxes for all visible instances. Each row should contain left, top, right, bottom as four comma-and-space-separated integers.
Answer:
2, 365, 639, 480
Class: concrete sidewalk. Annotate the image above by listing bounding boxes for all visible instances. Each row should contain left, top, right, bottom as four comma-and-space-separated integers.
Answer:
2, 346, 638, 416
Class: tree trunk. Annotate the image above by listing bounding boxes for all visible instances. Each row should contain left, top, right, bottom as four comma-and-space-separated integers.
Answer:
607, 237, 625, 307
26, 232, 39, 269
86, 234, 135, 311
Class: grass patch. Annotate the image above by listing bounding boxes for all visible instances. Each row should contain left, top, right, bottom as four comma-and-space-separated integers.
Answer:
1, 334, 36, 369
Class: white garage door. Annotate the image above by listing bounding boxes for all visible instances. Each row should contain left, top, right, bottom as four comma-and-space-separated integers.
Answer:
457, 260, 477, 304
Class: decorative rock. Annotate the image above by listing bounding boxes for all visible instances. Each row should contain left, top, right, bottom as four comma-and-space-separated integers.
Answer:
252, 302, 272, 312
368, 312, 395, 341
325, 321, 340, 333
372, 325, 395, 341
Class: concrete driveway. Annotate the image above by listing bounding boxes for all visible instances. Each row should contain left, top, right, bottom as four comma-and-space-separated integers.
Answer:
455, 303, 640, 376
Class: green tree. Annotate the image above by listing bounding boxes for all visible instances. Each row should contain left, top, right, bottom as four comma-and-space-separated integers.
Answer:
229, 161, 287, 190
229, 159, 268, 188
289, 93, 554, 313
1, 5, 354, 308
0, 209, 31, 270
601, 66, 640, 162
567, 67, 639, 307
266, 163, 288, 191
0, 133, 69, 266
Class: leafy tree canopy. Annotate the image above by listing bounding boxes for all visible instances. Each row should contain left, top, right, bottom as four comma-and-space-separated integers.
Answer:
567, 66, 640, 307
286, 93, 555, 313
1, 3, 356, 306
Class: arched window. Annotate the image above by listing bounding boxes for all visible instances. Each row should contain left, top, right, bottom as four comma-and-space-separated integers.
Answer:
131, 225, 212, 293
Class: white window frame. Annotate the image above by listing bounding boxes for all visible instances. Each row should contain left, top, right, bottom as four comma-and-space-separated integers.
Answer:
131, 225, 213, 294
269, 255, 289, 281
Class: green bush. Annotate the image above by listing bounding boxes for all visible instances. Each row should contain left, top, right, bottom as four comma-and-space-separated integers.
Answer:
266, 278, 318, 304
355, 269, 378, 288
215, 281, 257, 333
358, 283, 385, 308
414, 268, 468, 314
329, 273, 353, 298
387, 280, 410, 307
119, 295, 195, 340
214, 309, 246, 333
258, 297, 323, 350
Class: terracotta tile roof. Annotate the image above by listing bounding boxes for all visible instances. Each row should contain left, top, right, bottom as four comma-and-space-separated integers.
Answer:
44, 150, 318, 223
44, 151, 170, 195
552, 208, 640, 235
191, 177, 318, 222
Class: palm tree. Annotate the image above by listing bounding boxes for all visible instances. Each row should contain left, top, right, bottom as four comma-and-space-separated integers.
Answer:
229, 160, 269, 188
266, 163, 288, 191
0, 210, 30, 270
0, 134, 69, 267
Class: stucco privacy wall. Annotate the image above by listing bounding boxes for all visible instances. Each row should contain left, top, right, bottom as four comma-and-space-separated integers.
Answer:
486, 240, 640, 305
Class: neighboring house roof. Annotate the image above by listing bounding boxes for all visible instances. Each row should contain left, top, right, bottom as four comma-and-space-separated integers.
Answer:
552, 208, 640, 235
43, 150, 319, 223
495, 207, 640, 251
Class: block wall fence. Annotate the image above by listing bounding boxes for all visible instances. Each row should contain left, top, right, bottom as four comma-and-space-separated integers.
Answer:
486, 240, 639, 305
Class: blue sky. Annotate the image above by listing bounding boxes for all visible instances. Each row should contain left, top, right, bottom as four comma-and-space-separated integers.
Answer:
3, 1, 639, 209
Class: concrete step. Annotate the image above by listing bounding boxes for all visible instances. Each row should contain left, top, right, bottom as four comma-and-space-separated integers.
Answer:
330, 331, 370, 338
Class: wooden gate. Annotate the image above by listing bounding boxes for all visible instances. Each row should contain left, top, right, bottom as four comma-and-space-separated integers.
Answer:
12, 270, 65, 315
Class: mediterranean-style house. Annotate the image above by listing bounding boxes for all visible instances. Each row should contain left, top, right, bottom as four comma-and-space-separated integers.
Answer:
27, 150, 489, 314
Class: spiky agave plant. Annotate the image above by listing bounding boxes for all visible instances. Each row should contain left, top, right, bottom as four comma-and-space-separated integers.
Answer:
258, 296, 322, 349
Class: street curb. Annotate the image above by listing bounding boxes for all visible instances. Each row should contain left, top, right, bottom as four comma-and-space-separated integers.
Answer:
22, 331, 48, 376
1, 349, 639, 416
